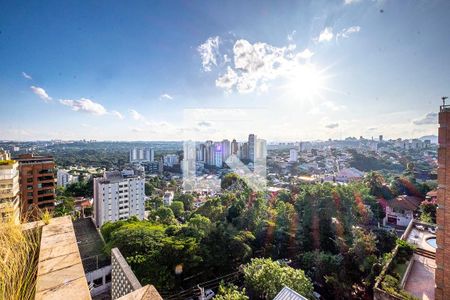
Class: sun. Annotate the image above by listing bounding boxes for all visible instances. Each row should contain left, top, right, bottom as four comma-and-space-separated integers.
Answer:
283, 63, 327, 101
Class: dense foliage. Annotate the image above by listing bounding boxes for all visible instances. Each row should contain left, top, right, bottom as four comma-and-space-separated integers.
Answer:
101, 174, 405, 299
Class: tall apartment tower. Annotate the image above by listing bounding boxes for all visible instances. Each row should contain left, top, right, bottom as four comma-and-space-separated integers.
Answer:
248, 134, 256, 162
16, 154, 56, 217
0, 149, 20, 224
436, 102, 450, 300
93, 170, 145, 227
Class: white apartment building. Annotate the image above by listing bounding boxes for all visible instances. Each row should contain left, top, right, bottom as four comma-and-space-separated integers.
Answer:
93, 171, 145, 227
0, 149, 20, 224
129, 147, 154, 163
57, 169, 79, 187
163, 191, 174, 206
289, 149, 298, 162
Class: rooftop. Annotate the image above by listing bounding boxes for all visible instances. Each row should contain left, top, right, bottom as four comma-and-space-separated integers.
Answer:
73, 218, 110, 273
35, 216, 91, 300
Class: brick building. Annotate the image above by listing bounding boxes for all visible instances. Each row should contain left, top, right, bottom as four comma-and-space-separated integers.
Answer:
436, 104, 450, 300
16, 154, 56, 217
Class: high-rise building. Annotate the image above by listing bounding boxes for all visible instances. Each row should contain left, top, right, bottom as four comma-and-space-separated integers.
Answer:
57, 169, 79, 187
93, 170, 145, 227
129, 147, 154, 163
221, 139, 231, 162
163, 154, 179, 167
16, 154, 56, 217
0, 149, 20, 224
436, 103, 450, 300
248, 134, 256, 163
289, 149, 298, 162
379, 135, 383, 142
256, 139, 267, 160
214, 142, 223, 168
231, 139, 239, 155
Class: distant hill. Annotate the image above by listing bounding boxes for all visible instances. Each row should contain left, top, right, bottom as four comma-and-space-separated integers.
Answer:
419, 135, 438, 144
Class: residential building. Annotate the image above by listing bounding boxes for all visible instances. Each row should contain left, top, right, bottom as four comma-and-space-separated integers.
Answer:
143, 160, 163, 174
221, 139, 231, 162
163, 191, 174, 206
163, 154, 179, 167
129, 147, 154, 163
436, 103, 450, 300
335, 167, 364, 183
289, 149, 298, 163
214, 142, 223, 168
256, 139, 267, 160
93, 170, 145, 227
0, 149, 20, 224
16, 154, 56, 217
57, 169, 79, 187
383, 195, 422, 227
231, 139, 239, 155
248, 134, 256, 162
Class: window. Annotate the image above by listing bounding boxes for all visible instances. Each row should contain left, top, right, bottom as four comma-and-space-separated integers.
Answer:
26, 178, 33, 183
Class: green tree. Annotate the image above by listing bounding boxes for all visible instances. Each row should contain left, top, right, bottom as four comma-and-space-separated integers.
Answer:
170, 201, 185, 218
243, 258, 313, 299
53, 196, 75, 217
153, 207, 177, 225
215, 283, 249, 300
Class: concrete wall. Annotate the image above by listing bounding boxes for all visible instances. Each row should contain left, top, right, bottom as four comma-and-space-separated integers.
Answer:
111, 248, 142, 300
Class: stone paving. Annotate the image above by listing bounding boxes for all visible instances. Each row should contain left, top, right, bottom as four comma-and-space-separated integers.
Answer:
404, 254, 436, 300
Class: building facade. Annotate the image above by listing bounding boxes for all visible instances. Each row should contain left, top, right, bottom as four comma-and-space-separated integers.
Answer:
436, 104, 450, 300
0, 149, 20, 224
57, 169, 79, 187
16, 154, 56, 217
93, 170, 145, 227
129, 147, 154, 163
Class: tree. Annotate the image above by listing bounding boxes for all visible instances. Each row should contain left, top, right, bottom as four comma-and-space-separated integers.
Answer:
153, 207, 177, 225
364, 171, 385, 198
215, 283, 249, 300
53, 196, 75, 217
175, 193, 194, 211
243, 258, 313, 299
170, 201, 185, 218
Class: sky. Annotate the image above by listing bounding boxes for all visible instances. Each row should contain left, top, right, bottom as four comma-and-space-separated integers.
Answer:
1, 0, 449, 142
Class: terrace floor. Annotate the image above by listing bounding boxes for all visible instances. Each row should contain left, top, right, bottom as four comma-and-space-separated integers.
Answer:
404, 254, 436, 300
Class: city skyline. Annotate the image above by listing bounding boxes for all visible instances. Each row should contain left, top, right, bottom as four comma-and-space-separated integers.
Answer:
1, 0, 449, 141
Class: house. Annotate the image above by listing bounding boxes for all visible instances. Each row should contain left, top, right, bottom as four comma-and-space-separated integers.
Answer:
335, 167, 364, 183
384, 195, 423, 227
425, 190, 437, 203
163, 191, 174, 206
273, 286, 309, 300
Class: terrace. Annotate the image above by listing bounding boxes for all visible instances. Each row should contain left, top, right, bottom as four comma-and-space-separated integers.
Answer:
374, 219, 436, 300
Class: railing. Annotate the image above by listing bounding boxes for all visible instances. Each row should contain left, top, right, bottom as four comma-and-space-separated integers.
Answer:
440, 104, 450, 112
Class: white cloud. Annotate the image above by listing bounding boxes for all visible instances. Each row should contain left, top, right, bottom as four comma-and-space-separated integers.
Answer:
337, 26, 361, 39
159, 93, 173, 101
198, 36, 220, 72
59, 98, 107, 115
296, 48, 314, 60
215, 66, 239, 92
318, 27, 334, 42
22, 72, 32, 80
129, 109, 146, 121
214, 39, 313, 94
287, 30, 296, 41
325, 123, 339, 129
30, 86, 52, 102
413, 112, 438, 125
344, 0, 361, 4
110, 110, 124, 120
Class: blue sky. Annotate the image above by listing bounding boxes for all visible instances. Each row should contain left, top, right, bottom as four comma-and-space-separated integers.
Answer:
0, 0, 449, 141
